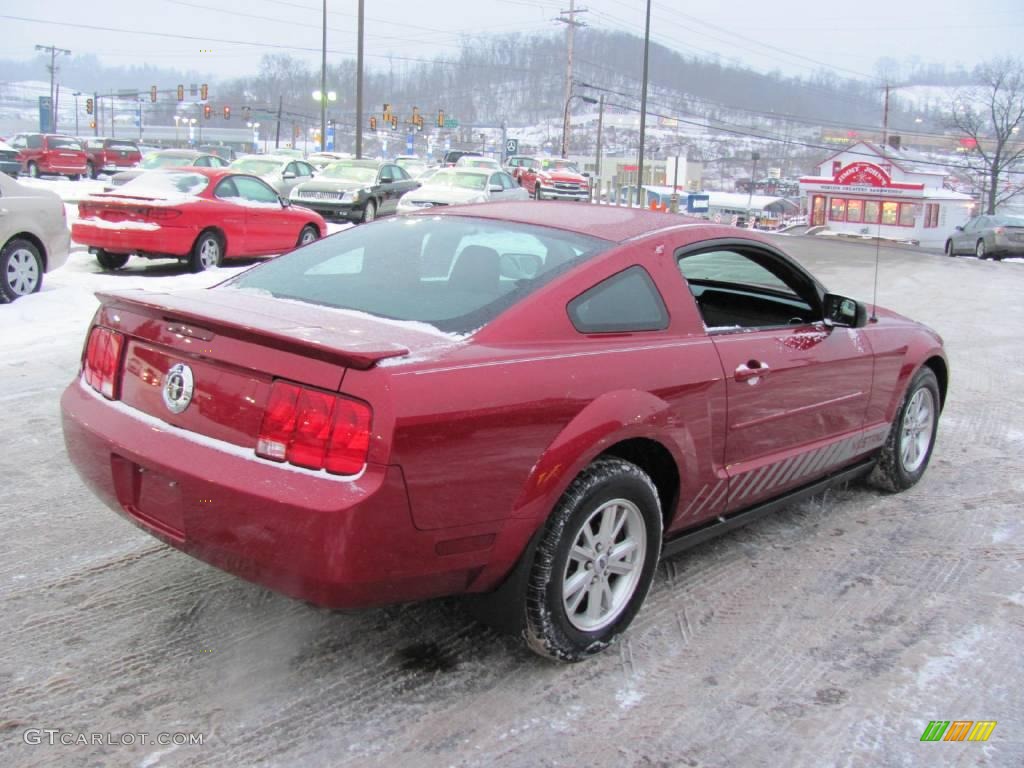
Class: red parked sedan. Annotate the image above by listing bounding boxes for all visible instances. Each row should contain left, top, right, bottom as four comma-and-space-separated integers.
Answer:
73, 169, 325, 272
61, 203, 948, 661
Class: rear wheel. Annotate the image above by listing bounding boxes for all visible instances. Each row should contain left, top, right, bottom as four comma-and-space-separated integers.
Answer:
95, 250, 130, 270
68, 174, 81, 181
1, 238, 44, 302
361, 199, 377, 223
976, 239, 987, 259
944, 240, 955, 257
86, 161, 96, 179
297, 224, 319, 246
190, 231, 223, 272
521, 457, 662, 662
868, 367, 940, 492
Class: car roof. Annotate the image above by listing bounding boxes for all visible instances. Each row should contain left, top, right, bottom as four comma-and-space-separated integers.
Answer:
422, 201, 706, 244
152, 149, 204, 157
331, 159, 382, 168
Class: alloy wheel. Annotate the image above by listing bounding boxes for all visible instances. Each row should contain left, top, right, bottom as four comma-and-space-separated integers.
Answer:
5, 246, 41, 296
199, 237, 220, 269
899, 387, 936, 473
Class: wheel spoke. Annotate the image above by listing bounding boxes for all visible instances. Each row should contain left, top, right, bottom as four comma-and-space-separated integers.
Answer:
597, 504, 618, 547
609, 505, 628, 543
606, 558, 636, 576
564, 570, 589, 604
584, 582, 604, 621
570, 543, 594, 564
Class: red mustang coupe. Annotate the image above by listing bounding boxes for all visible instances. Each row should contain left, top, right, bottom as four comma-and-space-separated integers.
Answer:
73, 168, 326, 272
61, 203, 947, 661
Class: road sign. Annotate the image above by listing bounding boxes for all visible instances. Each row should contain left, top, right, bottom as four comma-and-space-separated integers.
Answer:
443, 118, 459, 129
38, 96, 53, 133
407, 134, 414, 153
505, 138, 519, 155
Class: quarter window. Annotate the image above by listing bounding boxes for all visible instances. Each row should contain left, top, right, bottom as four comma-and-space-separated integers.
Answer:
568, 266, 669, 333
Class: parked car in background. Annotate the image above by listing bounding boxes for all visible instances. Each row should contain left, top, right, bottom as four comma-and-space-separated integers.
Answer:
394, 155, 431, 178
441, 149, 481, 167
229, 155, 316, 196
199, 145, 239, 162
60, 203, 948, 661
517, 157, 591, 201
73, 169, 324, 272
945, 214, 1024, 260
0, 171, 70, 301
289, 159, 419, 222
397, 167, 528, 213
7, 133, 88, 179
0, 140, 21, 178
272, 148, 305, 160
105, 150, 229, 189
454, 156, 503, 172
308, 152, 352, 170
81, 137, 142, 178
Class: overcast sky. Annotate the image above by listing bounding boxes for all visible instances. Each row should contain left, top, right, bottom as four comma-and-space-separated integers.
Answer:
1, 0, 1019, 83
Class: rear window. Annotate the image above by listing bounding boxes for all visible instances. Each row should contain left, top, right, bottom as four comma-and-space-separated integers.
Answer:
106, 141, 139, 152
224, 216, 611, 334
49, 136, 82, 150
231, 158, 281, 175
143, 153, 195, 169
117, 172, 209, 197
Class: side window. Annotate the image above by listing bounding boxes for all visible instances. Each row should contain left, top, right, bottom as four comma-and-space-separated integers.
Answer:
499, 172, 516, 190
395, 165, 411, 180
194, 156, 210, 167
10, 136, 26, 149
298, 162, 314, 177
285, 162, 298, 176
213, 178, 239, 199
378, 165, 393, 182
233, 176, 281, 203
27, 135, 42, 149
568, 266, 669, 334
677, 248, 817, 330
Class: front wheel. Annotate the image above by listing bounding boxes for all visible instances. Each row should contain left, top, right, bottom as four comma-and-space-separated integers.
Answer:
522, 457, 663, 662
297, 224, 319, 247
976, 239, 987, 259
944, 240, 955, 257
190, 231, 223, 273
27, 162, 39, 178
95, 250, 130, 270
68, 174, 81, 181
868, 367, 940, 492
86, 161, 96, 179
361, 199, 377, 223
1, 238, 44, 302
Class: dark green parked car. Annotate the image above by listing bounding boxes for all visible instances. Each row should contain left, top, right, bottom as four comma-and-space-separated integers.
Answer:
288, 160, 419, 223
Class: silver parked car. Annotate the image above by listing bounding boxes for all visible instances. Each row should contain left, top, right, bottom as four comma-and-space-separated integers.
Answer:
946, 214, 1024, 260
396, 168, 528, 214
0, 172, 70, 301
228, 156, 317, 197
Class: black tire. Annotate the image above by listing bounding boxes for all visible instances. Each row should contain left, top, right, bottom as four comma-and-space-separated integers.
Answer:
522, 457, 663, 662
868, 367, 941, 493
95, 250, 130, 270
189, 230, 223, 273
296, 224, 319, 247
68, 174, 81, 181
27, 162, 39, 178
534, 185, 543, 201
1, 237, 44, 302
976, 239, 987, 259
361, 199, 377, 223
86, 161, 96, 179
944, 240, 955, 257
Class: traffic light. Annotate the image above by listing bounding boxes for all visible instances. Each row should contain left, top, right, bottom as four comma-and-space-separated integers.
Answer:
200, 83, 208, 100
89, 120, 96, 129
391, 115, 398, 130
177, 84, 184, 101
437, 109, 444, 128
369, 116, 377, 131
150, 86, 158, 103
204, 104, 212, 119
243, 106, 251, 120
86, 98, 94, 115
223, 106, 231, 120
383, 102, 391, 120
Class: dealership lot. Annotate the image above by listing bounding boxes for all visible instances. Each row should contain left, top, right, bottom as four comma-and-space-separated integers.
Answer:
1, 235, 1021, 767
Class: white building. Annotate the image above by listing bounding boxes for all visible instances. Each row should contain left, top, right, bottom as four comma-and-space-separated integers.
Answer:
799, 141, 973, 248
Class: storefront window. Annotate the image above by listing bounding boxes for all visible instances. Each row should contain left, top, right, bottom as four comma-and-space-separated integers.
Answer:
846, 200, 863, 223
881, 202, 899, 225
864, 201, 880, 223
898, 203, 916, 227
830, 198, 846, 220
924, 204, 939, 228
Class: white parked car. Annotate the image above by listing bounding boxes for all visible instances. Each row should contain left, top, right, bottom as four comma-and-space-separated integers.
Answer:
0, 172, 70, 301
454, 156, 503, 172
397, 168, 529, 213
228, 155, 317, 196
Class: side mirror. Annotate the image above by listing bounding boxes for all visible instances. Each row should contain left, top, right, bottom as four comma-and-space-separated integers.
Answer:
488, 184, 503, 193
380, 177, 393, 184
823, 293, 867, 328
280, 196, 291, 208
582, 171, 591, 178
954, 225, 964, 231
282, 171, 296, 180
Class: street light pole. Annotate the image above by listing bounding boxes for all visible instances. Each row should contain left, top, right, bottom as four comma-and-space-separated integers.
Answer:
635, 0, 652, 205
594, 93, 604, 184
355, 0, 364, 158
73, 91, 80, 134
320, 0, 327, 153
747, 150, 760, 220
35, 44, 70, 131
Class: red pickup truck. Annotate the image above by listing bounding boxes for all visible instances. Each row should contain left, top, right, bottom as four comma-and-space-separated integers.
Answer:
513, 157, 591, 201
81, 138, 142, 178
7, 133, 88, 179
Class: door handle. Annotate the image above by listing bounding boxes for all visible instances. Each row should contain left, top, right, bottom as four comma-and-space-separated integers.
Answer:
735, 360, 769, 382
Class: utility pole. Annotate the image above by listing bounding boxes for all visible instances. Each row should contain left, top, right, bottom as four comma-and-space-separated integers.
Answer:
556, 1, 587, 158
594, 94, 604, 183
881, 83, 891, 149
355, 0, 365, 158
275, 95, 283, 149
73, 91, 80, 134
35, 44, 70, 131
320, 0, 327, 153
636, 0, 651, 204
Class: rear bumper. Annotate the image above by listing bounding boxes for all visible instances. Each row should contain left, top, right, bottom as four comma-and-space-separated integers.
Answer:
61, 380, 512, 608
71, 220, 196, 257
36, 160, 88, 175
44, 225, 71, 273
991, 237, 1024, 257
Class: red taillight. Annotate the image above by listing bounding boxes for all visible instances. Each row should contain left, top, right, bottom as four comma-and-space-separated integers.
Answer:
146, 208, 183, 221
257, 381, 372, 475
78, 202, 94, 218
84, 326, 124, 399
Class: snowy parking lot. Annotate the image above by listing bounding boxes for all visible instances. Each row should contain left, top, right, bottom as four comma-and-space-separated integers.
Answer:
1, 225, 1022, 766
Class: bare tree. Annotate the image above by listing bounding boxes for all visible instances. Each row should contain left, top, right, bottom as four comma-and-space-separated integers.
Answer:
949, 59, 1024, 214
